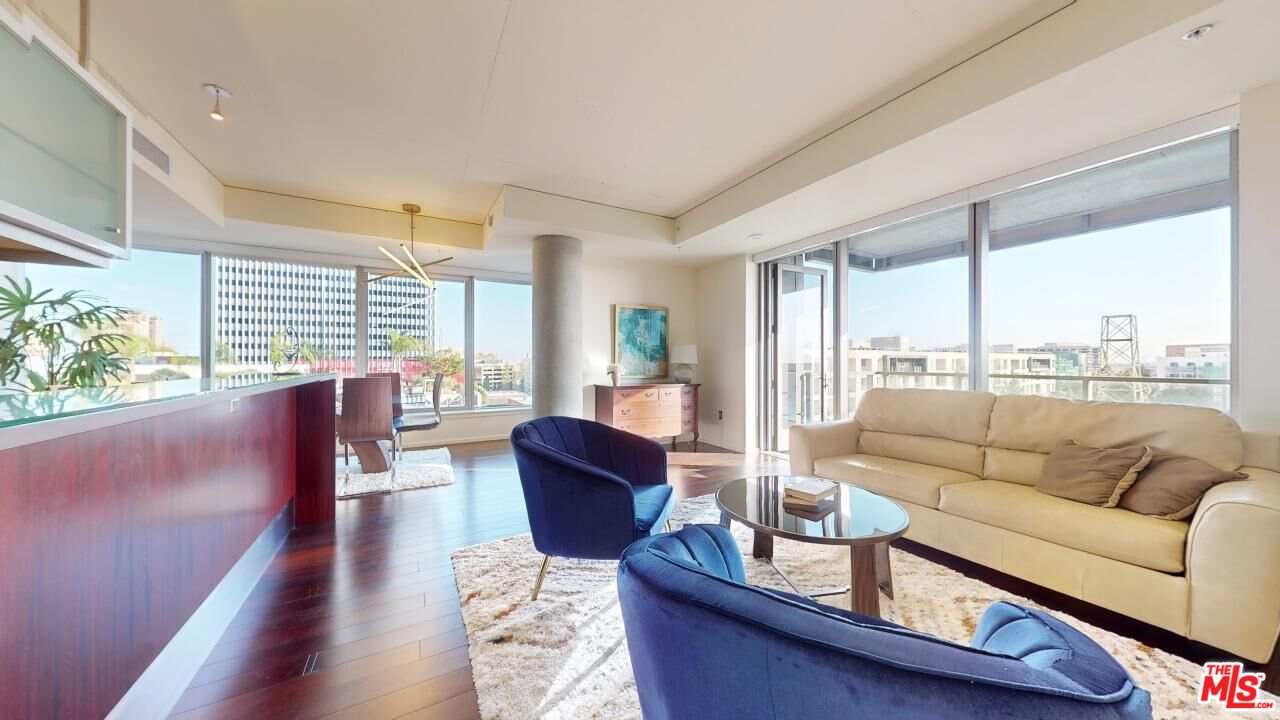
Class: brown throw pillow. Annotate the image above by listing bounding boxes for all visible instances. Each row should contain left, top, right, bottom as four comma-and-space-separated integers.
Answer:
1119, 449, 1248, 520
1037, 439, 1152, 507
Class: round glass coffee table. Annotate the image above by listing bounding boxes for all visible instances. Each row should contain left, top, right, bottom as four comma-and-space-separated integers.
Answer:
715, 475, 910, 617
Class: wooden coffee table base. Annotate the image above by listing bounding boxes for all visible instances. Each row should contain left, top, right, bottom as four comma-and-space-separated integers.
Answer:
731, 514, 895, 618
850, 543, 895, 617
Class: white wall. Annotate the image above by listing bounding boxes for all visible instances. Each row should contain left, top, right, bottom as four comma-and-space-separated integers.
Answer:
580, 258, 698, 423
1237, 80, 1280, 433
398, 409, 530, 449
695, 255, 757, 452
417, 255, 701, 448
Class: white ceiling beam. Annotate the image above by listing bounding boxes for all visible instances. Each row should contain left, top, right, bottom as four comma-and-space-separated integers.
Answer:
487, 185, 676, 246
674, 0, 1222, 245
224, 187, 484, 250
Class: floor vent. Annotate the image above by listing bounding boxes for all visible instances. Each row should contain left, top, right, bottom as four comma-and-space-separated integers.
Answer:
132, 128, 170, 174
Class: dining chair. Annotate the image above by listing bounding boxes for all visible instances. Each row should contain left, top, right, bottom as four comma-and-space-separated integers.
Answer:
337, 376, 394, 469
368, 372, 404, 420
390, 372, 445, 458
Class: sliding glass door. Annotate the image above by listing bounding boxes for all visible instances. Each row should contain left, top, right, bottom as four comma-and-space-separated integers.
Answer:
768, 259, 830, 451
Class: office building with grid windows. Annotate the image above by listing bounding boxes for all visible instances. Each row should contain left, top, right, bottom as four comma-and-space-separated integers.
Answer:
213, 257, 433, 370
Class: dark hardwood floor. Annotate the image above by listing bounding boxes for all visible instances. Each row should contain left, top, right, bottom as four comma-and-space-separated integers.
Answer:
172, 439, 1274, 717
169, 440, 784, 719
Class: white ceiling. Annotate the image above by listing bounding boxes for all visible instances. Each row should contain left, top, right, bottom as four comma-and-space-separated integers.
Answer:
30, 0, 1069, 224
679, 0, 1280, 258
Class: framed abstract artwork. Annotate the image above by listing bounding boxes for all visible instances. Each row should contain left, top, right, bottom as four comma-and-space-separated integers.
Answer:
612, 304, 669, 379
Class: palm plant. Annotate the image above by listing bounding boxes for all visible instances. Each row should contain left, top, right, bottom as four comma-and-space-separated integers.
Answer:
387, 328, 426, 369
0, 277, 131, 391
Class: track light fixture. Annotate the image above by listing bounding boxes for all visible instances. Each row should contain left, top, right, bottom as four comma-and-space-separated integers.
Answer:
204, 83, 231, 120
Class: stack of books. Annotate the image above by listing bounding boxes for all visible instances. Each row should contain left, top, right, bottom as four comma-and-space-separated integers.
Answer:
783, 477, 837, 520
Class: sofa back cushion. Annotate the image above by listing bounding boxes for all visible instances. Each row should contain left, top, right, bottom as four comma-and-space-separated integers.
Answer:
985, 395, 1243, 483
983, 447, 1047, 486
858, 431, 986, 476
856, 388, 996, 444
853, 389, 994, 474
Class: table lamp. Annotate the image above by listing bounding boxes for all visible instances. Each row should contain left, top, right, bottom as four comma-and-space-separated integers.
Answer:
671, 345, 697, 383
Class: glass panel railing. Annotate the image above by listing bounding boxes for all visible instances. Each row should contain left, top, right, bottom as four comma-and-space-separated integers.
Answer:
0, 373, 331, 429
0, 27, 125, 247
990, 372, 1228, 412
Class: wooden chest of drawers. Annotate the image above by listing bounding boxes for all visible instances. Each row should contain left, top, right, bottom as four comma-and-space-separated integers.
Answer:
594, 383, 699, 449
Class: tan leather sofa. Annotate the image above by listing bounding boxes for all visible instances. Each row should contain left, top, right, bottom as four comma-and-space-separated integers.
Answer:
790, 388, 1280, 663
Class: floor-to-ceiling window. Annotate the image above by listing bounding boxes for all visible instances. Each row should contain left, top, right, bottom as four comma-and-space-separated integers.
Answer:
760, 125, 1236, 450
845, 206, 971, 410
20, 248, 203, 385
474, 280, 532, 408
986, 132, 1232, 411
5, 244, 534, 412
365, 271, 465, 409
212, 256, 357, 380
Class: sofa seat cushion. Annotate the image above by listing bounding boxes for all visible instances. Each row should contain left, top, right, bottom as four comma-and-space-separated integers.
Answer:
940, 481, 1189, 573
812, 454, 979, 509
633, 484, 675, 534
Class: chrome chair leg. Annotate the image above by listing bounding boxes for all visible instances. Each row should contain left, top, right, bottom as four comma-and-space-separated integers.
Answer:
344, 444, 349, 466
531, 555, 552, 601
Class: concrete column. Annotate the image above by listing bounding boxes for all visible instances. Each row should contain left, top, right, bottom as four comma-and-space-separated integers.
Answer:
532, 234, 583, 418
1238, 81, 1280, 432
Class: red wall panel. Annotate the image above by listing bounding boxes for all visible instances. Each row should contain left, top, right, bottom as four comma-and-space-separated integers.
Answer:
0, 387, 300, 720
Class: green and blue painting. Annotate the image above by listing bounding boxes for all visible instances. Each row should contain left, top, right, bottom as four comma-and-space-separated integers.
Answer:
613, 305, 668, 378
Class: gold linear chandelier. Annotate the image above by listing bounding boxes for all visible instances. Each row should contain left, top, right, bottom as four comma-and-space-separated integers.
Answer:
370, 203, 453, 290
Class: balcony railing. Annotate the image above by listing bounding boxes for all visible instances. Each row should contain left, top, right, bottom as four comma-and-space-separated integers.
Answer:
866, 370, 1227, 384
853, 370, 1229, 411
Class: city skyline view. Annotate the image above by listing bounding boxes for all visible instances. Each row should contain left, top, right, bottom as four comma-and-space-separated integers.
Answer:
848, 208, 1231, 362
26, 251, 535, 363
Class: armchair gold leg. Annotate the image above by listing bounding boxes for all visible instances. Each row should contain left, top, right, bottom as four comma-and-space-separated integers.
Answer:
665, 520, 674, 533
531, 555, 552, 601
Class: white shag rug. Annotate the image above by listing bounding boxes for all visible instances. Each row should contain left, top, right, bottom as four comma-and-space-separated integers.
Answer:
338, 447, 454, 498
451, 494, 1278, 720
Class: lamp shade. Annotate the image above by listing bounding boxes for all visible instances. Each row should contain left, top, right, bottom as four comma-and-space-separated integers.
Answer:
670, 344, 697, 365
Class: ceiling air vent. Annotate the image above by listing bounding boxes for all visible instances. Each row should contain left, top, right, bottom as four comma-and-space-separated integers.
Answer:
132, 128, 170, 174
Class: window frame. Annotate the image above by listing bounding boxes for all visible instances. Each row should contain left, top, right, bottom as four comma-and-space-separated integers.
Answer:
129, 242, 534, 417
757, 113, 1239, 448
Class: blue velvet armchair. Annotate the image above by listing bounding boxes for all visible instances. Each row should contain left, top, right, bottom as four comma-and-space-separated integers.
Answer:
511, 416, 676, 600
619, 525, 1152, 720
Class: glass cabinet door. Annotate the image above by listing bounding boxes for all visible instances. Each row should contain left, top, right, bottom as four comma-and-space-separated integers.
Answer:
0, 26, 126, 248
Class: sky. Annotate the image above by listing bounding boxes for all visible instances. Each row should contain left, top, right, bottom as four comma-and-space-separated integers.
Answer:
20, 251, 534, 361
846, 208, 1231, 361
24, 249, 204, 354
432, 279, 532, 360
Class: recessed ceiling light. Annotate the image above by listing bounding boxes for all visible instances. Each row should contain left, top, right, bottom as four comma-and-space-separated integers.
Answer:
204, 83, 232, 120
1182, 24, 1213, 41
748, 233, 765, 241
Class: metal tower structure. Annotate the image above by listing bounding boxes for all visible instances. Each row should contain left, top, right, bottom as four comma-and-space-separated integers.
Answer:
1095, 314, 1146, 402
